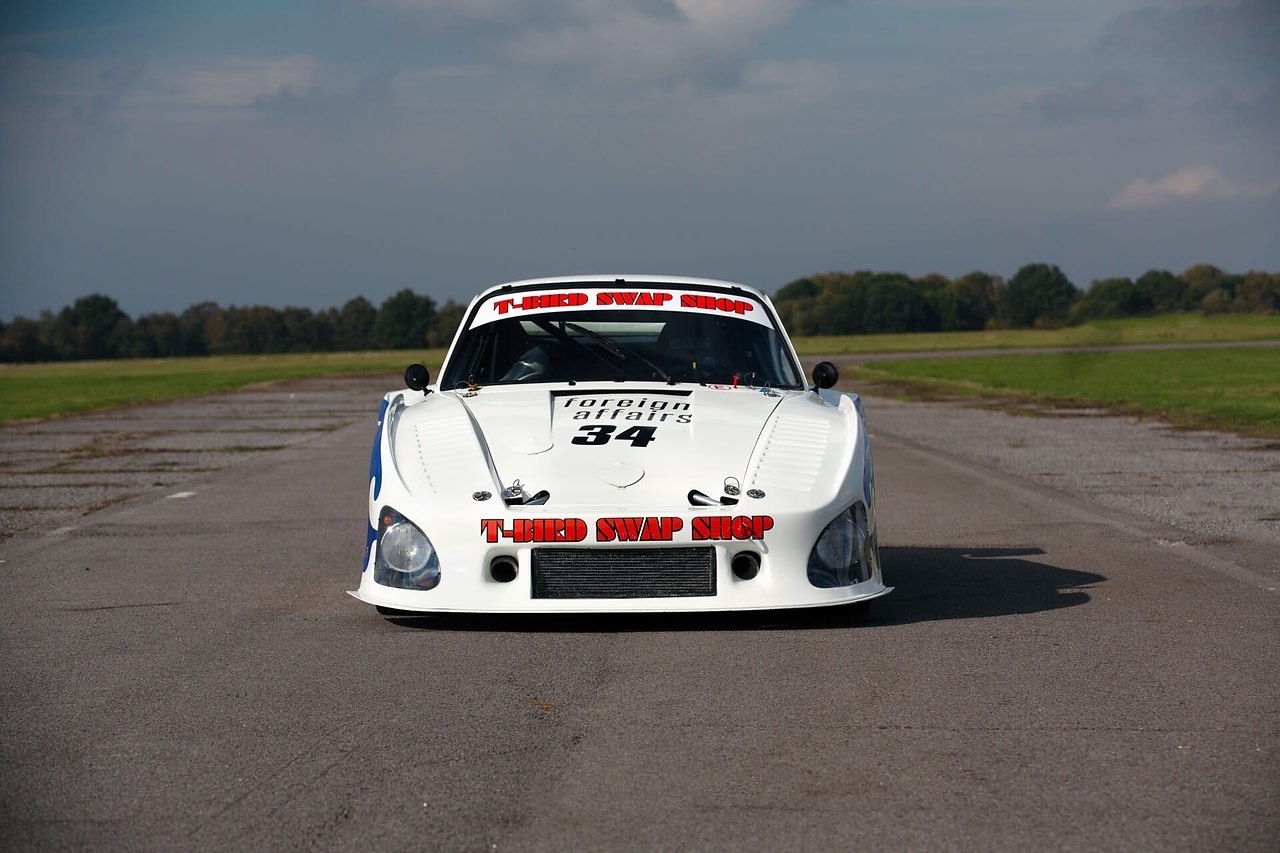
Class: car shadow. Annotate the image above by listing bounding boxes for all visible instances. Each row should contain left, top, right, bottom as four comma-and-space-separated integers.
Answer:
377, 546, 1103, 633
869, 545, 1103, 626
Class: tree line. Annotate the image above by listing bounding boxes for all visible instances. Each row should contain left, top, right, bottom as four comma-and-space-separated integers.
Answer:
2, 263, 1277, 363
0, 290, 464, 363
772, 263, 1280, 337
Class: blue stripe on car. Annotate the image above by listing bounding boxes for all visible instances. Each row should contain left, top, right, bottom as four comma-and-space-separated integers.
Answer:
363, 398, 389, 572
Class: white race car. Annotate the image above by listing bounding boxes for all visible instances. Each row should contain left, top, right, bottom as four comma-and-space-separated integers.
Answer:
350, 276, 889, 615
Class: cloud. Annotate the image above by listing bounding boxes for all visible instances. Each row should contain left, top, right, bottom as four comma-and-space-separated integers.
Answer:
1026, 73, 1145, 122
365, 0, 679, 31
1192, 81, 1280, 125
0, 52, 149, 129
367, 0, 807, 89
170, 57, 319, 108
252, 71, 396, 120
75, 56, 146, 122
1100, 1, 1280, 76
1108, 165, 1280, 209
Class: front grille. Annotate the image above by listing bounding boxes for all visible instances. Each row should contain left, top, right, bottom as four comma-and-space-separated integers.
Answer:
532, 547, 716, 599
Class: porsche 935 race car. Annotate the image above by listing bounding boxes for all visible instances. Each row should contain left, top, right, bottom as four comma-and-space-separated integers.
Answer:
350, 276, 889, 614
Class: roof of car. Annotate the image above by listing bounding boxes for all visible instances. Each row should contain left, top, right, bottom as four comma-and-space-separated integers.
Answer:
475, 275, 767, 299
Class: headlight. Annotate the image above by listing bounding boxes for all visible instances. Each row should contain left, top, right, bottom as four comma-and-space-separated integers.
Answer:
382, 522, 433, 573
807, 503, 871, 588
814, 509, 855, 574
374, 507, 441, 590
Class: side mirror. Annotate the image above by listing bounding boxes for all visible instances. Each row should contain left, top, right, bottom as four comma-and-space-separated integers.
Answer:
404, 363, 431, 392
811, 361, 838, 390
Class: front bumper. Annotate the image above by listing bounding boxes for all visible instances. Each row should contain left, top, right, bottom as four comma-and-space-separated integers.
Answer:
350, 505, 890, 614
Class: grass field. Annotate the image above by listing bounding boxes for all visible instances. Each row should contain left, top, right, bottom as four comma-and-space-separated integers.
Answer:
855, 347, 1280, 439
0, 350, 446, 423
2, 314, 1278, 434
793, 313, 1280, 355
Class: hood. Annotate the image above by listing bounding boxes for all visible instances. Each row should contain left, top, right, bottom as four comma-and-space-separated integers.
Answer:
391, 385, 789, 508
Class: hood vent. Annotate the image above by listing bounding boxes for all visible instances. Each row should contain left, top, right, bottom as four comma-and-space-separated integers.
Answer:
413, 415, 489, 496
748, 415, 829, 492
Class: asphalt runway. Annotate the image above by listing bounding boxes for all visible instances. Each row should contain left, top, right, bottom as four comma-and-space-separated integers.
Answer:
1, 377, 1277, 851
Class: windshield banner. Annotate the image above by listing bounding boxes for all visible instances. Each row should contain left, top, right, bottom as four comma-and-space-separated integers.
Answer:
468, 288, 774, 329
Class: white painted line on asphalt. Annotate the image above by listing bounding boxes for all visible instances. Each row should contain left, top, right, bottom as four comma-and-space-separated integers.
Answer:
167, 491, 197, 499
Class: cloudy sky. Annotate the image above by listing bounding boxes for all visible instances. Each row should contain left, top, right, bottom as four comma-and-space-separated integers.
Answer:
1, 0, 1277, 319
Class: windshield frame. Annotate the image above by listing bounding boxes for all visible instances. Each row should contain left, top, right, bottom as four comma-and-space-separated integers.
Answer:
439, 281, 803, 391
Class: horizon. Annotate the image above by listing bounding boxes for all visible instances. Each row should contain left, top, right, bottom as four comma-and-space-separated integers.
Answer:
4, 261, 1272, 323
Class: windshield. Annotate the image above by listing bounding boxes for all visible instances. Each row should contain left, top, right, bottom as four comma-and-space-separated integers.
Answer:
441, 303, 802, 390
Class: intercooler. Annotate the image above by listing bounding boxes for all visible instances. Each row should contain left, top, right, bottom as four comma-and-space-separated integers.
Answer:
531, 547, 717, 599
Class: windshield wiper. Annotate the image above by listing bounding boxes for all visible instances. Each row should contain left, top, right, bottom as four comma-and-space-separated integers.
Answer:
563, 321, 675, 385
531, 318, 616, 378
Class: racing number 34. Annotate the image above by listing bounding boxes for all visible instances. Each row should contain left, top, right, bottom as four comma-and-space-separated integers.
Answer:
572, 425, 657, 447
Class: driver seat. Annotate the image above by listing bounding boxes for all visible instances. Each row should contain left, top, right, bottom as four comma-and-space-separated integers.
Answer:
655, 314, 732, 382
